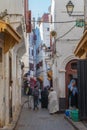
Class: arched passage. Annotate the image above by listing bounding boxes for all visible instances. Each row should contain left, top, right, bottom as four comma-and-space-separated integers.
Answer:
65, 59, 78, 108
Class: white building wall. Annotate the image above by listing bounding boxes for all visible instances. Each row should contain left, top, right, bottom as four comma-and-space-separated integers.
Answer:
0, 0, 24, 15
5, 53, 10, 125
39, 21, 50, 87
0, 0, 26, 126
0, 54, 5, 126
22, 33, 29, 74
12, 50, 18, 120
51, 0, 84, 110
55, 36, 83, 100
29, 31, 35, 77
40, 23, 50, 47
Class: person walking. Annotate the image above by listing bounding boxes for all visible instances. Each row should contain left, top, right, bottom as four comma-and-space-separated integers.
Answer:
48, 87, 58, 114
38, 88, 41, 103
27, 85, 33, 109
33, 86, 39, 110
41, 87, 48, 109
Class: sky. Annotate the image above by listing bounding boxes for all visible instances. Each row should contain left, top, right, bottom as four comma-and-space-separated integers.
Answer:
29, 0, 51, 20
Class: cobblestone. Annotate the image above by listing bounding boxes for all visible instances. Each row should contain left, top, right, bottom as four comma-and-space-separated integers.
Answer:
15, 103, 75, 130
65, 116, 87, 130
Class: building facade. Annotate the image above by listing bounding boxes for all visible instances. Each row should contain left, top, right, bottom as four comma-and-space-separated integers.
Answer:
0, 0, 28, 127
50, 0, 84, 111
28, 17, 37, 87
74, 0, 87, 120
35, 14, 51, 88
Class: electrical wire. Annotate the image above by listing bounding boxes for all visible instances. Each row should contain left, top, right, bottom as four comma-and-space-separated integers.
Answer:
55, 24, 76, 41
30, 20, 76, 24
23, 25, 79, 60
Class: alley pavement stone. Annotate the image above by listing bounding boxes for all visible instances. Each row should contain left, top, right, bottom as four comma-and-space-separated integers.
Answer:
0, 96, 87, 130
15, 103, 75, 130
65, 116, 87, 130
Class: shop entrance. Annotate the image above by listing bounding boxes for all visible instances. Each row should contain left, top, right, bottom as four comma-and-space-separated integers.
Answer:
65, 59, 78, 108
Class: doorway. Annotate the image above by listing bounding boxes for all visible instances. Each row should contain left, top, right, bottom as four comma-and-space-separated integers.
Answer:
9, 56, 12, 121
65, 59, 78, 108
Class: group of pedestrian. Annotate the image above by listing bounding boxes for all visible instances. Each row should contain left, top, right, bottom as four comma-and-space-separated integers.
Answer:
25, 78, 78, 114
26, 85, 59, 114
41, 87, 58, 114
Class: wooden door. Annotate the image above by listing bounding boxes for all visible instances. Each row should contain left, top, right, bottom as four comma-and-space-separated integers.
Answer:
78, 59, 87, 120
65, 59, 78, 108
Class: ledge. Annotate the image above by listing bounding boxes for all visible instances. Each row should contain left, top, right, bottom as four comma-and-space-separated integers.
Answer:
64, 115, 87, 130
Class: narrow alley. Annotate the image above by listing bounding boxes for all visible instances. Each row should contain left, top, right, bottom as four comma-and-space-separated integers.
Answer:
15, 101, 75, 130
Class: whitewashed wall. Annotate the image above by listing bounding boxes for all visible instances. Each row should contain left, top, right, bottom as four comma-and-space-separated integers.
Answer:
39, 21, 50, 87
51, 0, 84, 110
0, 0, 26, 126
0, 0, 24, 15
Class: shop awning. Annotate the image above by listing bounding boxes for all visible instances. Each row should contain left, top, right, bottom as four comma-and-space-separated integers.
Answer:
37, 76, 43, 82
47, 70, 52, 78
74, 30, 87, 58
0, 20, 21, 53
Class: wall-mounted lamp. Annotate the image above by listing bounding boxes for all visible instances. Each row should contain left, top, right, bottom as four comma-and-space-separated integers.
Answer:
66, 1, 74, 16
66, 1, 84, 17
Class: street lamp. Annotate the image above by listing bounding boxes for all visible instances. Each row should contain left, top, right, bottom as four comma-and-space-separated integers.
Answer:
66, 1, 84, 17
66, 1, 84, 28
66, 1, 74, 16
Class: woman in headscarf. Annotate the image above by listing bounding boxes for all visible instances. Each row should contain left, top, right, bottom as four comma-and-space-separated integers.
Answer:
48, 87, 58, 114
68, 79, 78, 108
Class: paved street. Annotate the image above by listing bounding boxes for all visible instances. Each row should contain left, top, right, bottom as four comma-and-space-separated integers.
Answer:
15, 102, 75, 130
